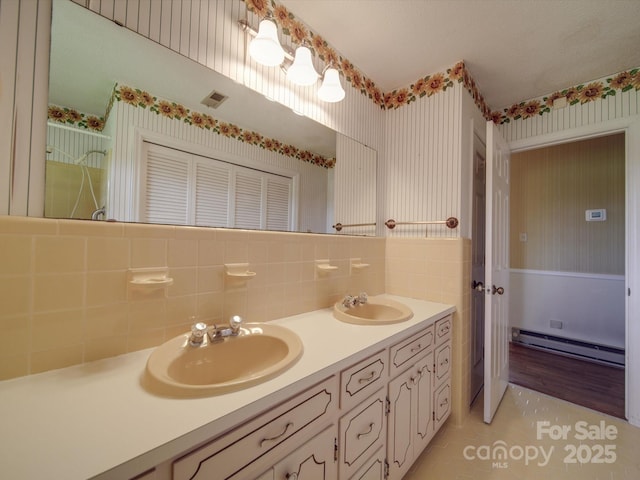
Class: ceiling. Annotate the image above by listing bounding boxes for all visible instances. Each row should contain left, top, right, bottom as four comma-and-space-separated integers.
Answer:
280, 0, 640, 109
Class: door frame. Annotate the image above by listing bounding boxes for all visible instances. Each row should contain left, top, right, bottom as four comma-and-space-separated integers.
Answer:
505, 115, 640, 427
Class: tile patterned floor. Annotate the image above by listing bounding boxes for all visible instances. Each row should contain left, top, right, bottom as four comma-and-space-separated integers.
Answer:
404, 384, 640, 479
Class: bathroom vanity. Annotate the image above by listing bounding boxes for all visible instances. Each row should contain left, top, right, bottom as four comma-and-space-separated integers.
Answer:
0, 296, 453, 480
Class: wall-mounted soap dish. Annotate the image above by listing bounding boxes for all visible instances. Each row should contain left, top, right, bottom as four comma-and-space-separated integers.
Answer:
127, 267, 173, 293
225, 263, 256, 287
350, 258, 370, 274
225, 263, 256, 278
315, 259, 338, 279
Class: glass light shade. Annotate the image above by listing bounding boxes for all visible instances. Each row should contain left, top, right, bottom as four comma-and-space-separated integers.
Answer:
318, 68, 345, 102
249, 19, 285, 67
286, 46, 319, 86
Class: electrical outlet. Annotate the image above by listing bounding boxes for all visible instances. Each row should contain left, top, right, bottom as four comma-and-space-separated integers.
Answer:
550, 320, 563, 329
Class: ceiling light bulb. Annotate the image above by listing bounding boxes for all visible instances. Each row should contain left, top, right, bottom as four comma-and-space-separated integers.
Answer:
286, 46, 319, 86
249, 19, 285, 67
318, 68, 345, 102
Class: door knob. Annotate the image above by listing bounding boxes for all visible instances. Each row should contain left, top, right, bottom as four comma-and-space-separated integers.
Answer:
492, 285, 505, 295
472, 281, 485, 292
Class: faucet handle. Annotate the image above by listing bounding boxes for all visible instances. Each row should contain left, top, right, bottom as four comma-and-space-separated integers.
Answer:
342, 295, 357, 308
229, 315, 243, 333
357, 292, 368, 304
189, 322, 207, 345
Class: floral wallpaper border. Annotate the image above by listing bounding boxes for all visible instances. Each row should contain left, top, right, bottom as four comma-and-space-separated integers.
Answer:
244, 0, 492, 118
47, 105, 106, 131
47, 84, 336, 169
494, 68, 640, 125
245, 0, 640, 125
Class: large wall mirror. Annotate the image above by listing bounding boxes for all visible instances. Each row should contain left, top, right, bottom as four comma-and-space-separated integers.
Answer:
45, 0, 377, 235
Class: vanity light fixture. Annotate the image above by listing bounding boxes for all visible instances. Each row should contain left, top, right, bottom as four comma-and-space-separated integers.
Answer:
240, 18, 344, 102
318, 67, 345, 103
286, 45, 319, 86
249, 18, 285, 66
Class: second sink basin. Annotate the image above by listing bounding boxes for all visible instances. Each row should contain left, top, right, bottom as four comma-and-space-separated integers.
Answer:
333, 296, 413, 325
144, 323, 303, 397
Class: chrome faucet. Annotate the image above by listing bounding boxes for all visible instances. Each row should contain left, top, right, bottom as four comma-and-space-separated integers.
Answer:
208, 315, 243, 342
342, 292, 368, 308
188, 316, 244, 346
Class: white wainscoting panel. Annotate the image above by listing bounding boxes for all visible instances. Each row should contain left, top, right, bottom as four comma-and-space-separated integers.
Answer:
509, 269, 625, 349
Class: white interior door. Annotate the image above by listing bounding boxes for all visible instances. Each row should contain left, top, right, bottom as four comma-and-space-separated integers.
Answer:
484, 121, 511, 424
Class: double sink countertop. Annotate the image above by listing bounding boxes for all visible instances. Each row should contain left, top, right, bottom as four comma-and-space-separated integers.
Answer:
0, 295, 454, 480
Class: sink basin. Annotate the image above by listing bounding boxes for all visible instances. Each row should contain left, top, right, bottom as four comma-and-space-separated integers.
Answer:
333, 297, 413, 325
144, 323, 303, 397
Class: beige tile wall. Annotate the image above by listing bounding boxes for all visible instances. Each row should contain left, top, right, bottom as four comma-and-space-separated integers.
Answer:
0, 217, 385, 380
386, 237, 472, 427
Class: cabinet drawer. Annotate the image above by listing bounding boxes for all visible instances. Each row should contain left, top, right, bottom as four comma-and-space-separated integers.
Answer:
339, 389, 386, 480
173, 376, 338, 480
349, 445, 385, 480
435, 315, 452, 345
389, 326, 434, 376
340, 350, 387, 409
434, 343, 451, 388
434, 382, 451, 431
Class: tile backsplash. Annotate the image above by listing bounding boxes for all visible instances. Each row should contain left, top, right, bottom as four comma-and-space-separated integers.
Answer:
386, 236, 472, 426
0, 217, 385, 380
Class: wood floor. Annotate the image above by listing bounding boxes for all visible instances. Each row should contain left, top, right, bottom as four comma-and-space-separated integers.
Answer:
508, 342, 626, 419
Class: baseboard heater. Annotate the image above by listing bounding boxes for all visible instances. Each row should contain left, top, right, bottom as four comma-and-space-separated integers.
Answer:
511, 328, 625, 368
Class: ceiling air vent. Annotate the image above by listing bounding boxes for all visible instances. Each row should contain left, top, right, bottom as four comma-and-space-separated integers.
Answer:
201, 90, 228, 109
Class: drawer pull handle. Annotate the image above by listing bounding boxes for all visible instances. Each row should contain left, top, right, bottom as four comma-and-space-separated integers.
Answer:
358, 371, 377, 384
260, 421, 293, 447
410, 344, 422, 353
440, 326, 450, 334
441, 358, 449, 366
440, 398, 449, 408
286, 473, 298, 480
357, 423, 375, 439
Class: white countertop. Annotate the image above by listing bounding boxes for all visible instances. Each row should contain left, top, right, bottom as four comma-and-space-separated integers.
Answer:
0, 295, 454, 480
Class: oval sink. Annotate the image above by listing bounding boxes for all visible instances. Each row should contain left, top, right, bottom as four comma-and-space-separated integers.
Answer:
333, 297, 413, 325
144, 323, 303, 397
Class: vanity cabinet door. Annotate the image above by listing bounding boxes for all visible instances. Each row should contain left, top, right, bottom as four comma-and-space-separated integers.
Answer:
386, 365, 415, 480
339, 389, 386, 479
386, 350, 434, 480
272, 425, 337, 480
413, 351, 434, 456
434, 382, 452, 432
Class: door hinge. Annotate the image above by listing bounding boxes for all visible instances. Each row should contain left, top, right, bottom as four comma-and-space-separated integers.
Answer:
334, 437, 338, 462
629, 288, 631, 296
433, 411, 435, 421
384, 459, 390, 479
385, 396, 391, 416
